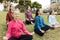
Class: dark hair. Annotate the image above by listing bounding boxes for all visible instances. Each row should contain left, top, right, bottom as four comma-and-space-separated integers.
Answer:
9, 4, 12, 12
48, 10, 53, 21
49, 10, 52, 15
35, 9, 39, 16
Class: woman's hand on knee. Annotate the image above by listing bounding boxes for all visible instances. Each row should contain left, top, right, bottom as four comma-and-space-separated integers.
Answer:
30, 32, 35, 35
40, 30, 45, 33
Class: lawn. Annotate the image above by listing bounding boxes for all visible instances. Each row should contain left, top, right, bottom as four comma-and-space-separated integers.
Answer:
0, 11, 60, 40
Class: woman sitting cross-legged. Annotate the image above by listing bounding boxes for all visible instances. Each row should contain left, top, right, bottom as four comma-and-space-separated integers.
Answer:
34, 9, 54, 36
25, 6, 34, 24
6, 4, 15, 26
48, 10, 60, 28
3, 9, 34, 40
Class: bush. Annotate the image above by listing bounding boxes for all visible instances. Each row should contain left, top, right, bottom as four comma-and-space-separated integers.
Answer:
0, 0, 3, 3
15, 0, 31, 12
32, 2, 42, 9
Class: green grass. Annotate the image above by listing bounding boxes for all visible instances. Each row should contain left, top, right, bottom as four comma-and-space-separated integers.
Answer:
0, 11, 60, 40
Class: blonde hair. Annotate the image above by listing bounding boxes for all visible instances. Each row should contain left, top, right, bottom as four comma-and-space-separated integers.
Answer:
13, 8, 20, 14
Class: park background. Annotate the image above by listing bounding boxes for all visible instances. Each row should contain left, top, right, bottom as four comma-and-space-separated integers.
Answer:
0, 0, 60, 40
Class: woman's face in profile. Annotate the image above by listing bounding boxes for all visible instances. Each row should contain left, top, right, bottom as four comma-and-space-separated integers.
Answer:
10, 5, 15, 13
28, 6, 31, 10
39, 9, 43, 15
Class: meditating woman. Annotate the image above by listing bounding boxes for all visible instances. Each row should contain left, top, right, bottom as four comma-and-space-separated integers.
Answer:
6, 4, 15, 25
25, 6, 34, 24
48, 10, 60, 28
34, 9, 53, 36
3, 9, 34, 40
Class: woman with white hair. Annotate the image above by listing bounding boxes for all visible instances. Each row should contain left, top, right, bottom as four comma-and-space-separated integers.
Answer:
3, 8, 34, 40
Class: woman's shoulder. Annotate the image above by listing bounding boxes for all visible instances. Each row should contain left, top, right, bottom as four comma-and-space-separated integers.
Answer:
25, 10, 28, 13
35, 16, 40, 19
49, 15, 53, 17
8, 20, 14, 26
49, 15, 55, 17
7, 11, 11, 15
9, 20, 14, 24
18, 19, 24, 23
49, 15, 52, 16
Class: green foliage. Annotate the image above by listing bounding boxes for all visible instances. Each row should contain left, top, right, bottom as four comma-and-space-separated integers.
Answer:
19, 0, 24, 5
32, 1, 42, 9
19, 0, 31, 6
31, 2, 42, 14
16, 5, 26, 12
0, 0, 3, 3
16, 0, 42, 12
25, 0, 31, 6
16, 0, 31, 12
11, 0, 17, 2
